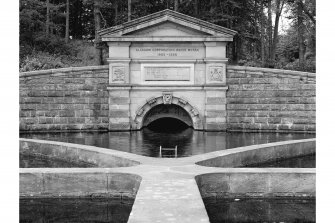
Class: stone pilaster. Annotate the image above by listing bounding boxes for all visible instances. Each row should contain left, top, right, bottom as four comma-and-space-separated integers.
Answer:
204, 86, 228, 131
203, 42, 228, 131
107, 42, 131, 84
107, 42, 132, 130
204, 42, 228, 85
107, 86, 131, 130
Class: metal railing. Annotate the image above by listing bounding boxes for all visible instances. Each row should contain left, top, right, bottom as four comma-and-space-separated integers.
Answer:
159, 145, 178, 158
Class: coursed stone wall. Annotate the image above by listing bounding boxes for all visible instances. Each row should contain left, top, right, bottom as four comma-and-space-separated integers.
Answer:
20, 65, 316, 132
19, 66, 109, 131
226, 66, 316, 132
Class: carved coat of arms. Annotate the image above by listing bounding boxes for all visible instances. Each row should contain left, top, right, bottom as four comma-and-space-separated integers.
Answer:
112, 66, 125, 82
162, 93, 172, 104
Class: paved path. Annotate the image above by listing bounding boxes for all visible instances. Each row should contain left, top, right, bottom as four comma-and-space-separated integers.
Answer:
128, 168, 209, 223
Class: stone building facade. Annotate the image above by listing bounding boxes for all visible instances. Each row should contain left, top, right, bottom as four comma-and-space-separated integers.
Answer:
99, 9, 237, 130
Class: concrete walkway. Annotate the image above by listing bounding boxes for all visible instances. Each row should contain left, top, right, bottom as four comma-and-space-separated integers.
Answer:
128, 169, 208, 223
19, 138, 316, 223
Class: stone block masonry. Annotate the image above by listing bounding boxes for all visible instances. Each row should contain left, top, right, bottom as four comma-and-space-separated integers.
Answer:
20, 66, 110, 131
226, 66, 316, 132
20, 65, 316, 133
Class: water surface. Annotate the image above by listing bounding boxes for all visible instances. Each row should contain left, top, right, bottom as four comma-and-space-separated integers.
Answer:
20, 198, 133, 223
20, 129, 315, 157
204, 198, 315, 223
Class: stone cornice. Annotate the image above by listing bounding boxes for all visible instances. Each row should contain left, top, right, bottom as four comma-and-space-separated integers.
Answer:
107, 84, 228, 91
101, 36, 234, 42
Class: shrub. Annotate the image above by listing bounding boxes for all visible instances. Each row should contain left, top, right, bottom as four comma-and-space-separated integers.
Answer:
19, 40, 98, 72
20, 52, 65, 72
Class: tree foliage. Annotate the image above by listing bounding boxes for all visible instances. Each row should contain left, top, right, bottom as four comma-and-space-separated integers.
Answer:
19, 0, 316, 72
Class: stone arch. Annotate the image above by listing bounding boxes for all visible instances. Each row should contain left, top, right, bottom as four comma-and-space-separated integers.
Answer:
142, 104, 193, 127
132, 94, 203, 130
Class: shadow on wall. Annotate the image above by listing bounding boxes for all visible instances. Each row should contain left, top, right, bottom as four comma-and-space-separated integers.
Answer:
146, 117, 191, 132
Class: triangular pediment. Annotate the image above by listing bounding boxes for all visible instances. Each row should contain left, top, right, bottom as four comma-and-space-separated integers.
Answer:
124, 21, 211, 37
99, 9, 237, 41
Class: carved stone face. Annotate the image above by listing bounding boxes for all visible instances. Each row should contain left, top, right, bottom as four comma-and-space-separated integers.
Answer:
163, 93, 172, 104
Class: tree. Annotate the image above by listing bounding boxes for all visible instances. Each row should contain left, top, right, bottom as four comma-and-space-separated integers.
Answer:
94, 0, 103, 65
174, 0, 179, 12
260, 0, 265, 66
19, 0, 315, 72
297, 0, 304, 68
267, 0, 273, 66
65, 0, 70, 43
128, 0, 131, 21
194, 0, 198, 16
270, 0, 285, 65
46, 0, 50, 36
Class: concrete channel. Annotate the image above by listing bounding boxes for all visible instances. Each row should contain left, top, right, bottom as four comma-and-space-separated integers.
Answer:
20, 138, 316, 223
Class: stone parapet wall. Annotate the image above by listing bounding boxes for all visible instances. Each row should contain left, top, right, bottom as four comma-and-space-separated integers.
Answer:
226, 66, 316, 132
20, 66, 109, 131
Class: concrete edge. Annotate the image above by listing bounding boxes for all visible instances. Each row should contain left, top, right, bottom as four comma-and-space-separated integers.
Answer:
20, 138, 316, 166
193, 166, 316, 174
186, 138, 316, 164
19, 138, 153, 166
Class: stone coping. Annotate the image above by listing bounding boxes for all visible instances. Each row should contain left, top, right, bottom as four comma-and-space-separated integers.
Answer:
227, 65, 316, 78
19, 65, 109, 78
19, 65, 315, 79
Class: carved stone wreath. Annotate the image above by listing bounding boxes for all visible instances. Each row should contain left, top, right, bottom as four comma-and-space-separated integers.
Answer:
209, 66, 223, 82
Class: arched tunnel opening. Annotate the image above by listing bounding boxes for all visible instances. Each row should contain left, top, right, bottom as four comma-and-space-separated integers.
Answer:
142, 104, 193, 133
147, 117, 191, 132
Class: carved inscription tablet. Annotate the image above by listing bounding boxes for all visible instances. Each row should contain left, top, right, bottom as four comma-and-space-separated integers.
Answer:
144, 66, 190, 81
131, 46, 204, 59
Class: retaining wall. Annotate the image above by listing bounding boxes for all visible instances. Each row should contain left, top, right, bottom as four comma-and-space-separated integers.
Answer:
226, 66, 315, 132
196, 170, 315, 199
196, 139, 315, 168
20, 66, 109, 131
20, 139, 140, 168
20, 65, 316, 132
20, 170, 141, 198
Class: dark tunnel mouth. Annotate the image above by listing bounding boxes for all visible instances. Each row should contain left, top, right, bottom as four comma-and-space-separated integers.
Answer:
146, 117, 192, 133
